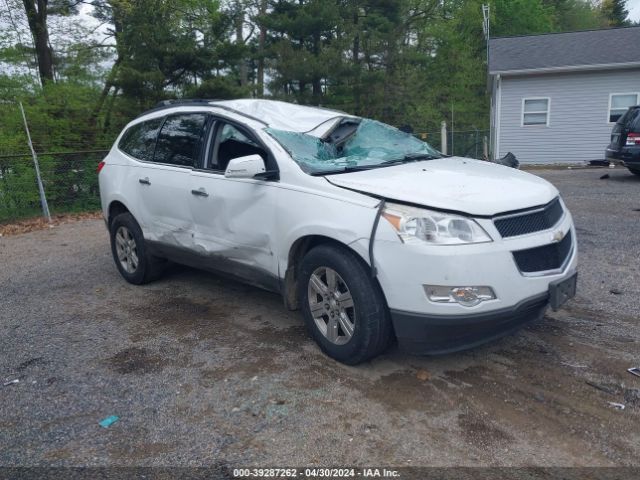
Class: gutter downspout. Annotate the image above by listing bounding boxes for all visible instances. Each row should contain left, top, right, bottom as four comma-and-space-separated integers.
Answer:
495, 74, 502, 161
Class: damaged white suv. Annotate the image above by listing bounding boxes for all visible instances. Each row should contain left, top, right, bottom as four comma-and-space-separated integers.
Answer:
99, 99, 577, 364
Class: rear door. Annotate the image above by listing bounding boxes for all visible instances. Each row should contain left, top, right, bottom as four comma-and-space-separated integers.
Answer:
136, 112, 209, 246
187, 120, 279, 289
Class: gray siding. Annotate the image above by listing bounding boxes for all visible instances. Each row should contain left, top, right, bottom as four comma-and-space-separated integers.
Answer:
497, 69, 640, 163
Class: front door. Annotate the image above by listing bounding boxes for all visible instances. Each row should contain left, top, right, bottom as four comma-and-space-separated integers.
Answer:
188, 120, 279, 290
136, 112, 209, 247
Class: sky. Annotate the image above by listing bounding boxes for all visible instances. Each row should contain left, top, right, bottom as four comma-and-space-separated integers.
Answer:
629, 0, 640, 22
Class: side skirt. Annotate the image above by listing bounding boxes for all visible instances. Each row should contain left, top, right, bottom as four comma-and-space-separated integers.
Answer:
146, 240, 281, 294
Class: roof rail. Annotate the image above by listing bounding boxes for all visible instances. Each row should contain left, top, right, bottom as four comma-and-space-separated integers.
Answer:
135, 98, 268, 126
153, 99, 219, 108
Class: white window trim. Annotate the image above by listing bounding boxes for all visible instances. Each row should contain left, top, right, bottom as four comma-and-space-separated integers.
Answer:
608, 92, 640, 124
521, 97, 550, 127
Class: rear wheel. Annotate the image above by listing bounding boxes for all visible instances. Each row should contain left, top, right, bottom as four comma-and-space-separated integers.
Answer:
298, 244, 392, 365
628, 168, 640, 176
109, 212, 165, 284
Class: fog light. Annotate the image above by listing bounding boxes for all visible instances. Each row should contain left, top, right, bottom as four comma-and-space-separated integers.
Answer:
424, 285, 496, 307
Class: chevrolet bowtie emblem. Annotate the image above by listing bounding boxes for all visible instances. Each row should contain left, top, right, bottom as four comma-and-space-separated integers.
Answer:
552, 230, 564, 242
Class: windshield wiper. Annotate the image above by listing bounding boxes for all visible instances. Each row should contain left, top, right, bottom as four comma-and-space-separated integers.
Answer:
382, 153, 440, 165
310, 165, 382, 176
310, 153, 441, 176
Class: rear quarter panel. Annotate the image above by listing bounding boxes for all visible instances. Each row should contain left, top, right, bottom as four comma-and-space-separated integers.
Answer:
99, 148, 143, 228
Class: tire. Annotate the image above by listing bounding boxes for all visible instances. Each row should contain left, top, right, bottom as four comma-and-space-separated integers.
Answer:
628, 168, 640, 176
109, 212, 165, 285
298, 243, 392, 365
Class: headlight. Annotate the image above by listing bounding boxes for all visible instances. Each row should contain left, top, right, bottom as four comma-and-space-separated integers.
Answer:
381, 203, 492, 245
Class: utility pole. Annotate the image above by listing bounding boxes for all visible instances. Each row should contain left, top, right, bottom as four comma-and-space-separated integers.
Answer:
441, 121, 448, 155
451, 103, 454, 156
482, 4, 492, 160
482, 4, 490, 66
19, 101, 51, 223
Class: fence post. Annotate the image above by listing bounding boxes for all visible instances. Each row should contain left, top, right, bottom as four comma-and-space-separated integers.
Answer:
19, 101, 51, 223
440, 121, 447, 155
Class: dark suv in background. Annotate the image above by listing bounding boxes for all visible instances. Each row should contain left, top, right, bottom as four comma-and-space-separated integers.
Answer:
606, 105, 640, 176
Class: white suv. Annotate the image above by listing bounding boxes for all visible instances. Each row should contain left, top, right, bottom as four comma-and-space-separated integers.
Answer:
99, 99, 577, 364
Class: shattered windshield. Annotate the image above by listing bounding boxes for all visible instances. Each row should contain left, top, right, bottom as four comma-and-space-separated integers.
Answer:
266, 119, 441, 175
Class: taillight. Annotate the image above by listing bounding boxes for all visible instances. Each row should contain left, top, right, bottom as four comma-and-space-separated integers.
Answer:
96, 161, 106, 174
627, 133, 640, 146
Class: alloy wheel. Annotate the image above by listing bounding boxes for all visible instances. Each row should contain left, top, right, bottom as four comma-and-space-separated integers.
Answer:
307, 266, 356, 345
115, 226, 139, 274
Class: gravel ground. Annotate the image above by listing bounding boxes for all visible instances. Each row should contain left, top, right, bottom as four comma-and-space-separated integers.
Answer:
0, 167, 639, 468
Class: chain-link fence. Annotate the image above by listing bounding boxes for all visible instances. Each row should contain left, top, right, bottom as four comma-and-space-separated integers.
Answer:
0, 151, 108, 223
418, 129, 489, 159
0, 128, 489, 224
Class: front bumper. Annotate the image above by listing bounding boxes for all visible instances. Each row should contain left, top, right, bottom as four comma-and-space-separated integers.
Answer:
391, 292, 549, 354
348, 199, 578, 354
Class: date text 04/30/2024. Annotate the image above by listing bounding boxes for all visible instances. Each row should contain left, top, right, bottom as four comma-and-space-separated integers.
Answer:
232, 468, 401, 478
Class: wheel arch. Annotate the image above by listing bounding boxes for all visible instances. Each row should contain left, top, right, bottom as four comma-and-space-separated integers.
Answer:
107, 200, 132, 228
282, 234, 383, 311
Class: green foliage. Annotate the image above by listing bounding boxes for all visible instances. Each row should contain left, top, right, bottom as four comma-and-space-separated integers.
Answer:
0, 78, 114, 221
545, 0, 604, 30
600, 0, 630, 26
0, 0, 626, 221
492, 0, 555, 36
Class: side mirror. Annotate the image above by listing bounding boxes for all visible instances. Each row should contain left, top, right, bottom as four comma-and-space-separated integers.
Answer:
224, 154, 266, 179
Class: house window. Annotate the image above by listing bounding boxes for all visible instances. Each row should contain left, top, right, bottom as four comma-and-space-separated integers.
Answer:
522, 98, 550, 126
609, 93, 639, 123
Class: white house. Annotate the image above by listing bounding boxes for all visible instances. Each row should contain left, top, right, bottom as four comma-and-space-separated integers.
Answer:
489, 26, 640, 164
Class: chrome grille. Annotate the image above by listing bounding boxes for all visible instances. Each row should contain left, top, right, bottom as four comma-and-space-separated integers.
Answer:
494, 198, 564, 238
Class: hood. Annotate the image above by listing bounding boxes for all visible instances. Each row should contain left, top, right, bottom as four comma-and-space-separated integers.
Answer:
326, 157, 558, 216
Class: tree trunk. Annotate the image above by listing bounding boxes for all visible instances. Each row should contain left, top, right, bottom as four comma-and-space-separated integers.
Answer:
311, 32, 321, 104
90, 57, 121, 127
235, 9, 248, 87
22, 0, 54, 84
103, 86, 120, 133
352, 9, 361, 115
256, 0, 267, 97
91, 3, 125, 124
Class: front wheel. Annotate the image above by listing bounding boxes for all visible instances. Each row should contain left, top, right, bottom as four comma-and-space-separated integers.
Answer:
628, 168, 640, 176
109, 212, 164, 285
298, 244, 392, 365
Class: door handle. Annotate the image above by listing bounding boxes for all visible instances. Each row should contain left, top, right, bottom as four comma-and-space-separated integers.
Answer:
191, 188, 209, 197
139, 177, 151, 185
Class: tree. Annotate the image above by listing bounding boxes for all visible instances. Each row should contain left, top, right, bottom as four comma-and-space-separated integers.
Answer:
21, 0, 54, 83
18, 0, 82, 84
491, 0, 555, 36
544, 0, 602, 30
88, 0, 244, 118
263, 0, 344, 105
601, 0, 630, 27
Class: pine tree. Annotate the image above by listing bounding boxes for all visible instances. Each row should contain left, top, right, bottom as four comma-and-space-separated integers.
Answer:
601, 0, 630, 27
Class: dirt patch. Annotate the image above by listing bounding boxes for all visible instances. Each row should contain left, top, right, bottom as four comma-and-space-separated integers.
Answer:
106, 347, 168, 374
360, 371, 443, 413
108, 442, 174, 461
126, 293, 235, 339
0, 211, 102, 237
458, 412, 513, 446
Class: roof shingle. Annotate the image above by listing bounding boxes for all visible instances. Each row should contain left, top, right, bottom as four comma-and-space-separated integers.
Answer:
489, 27, 640, 74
